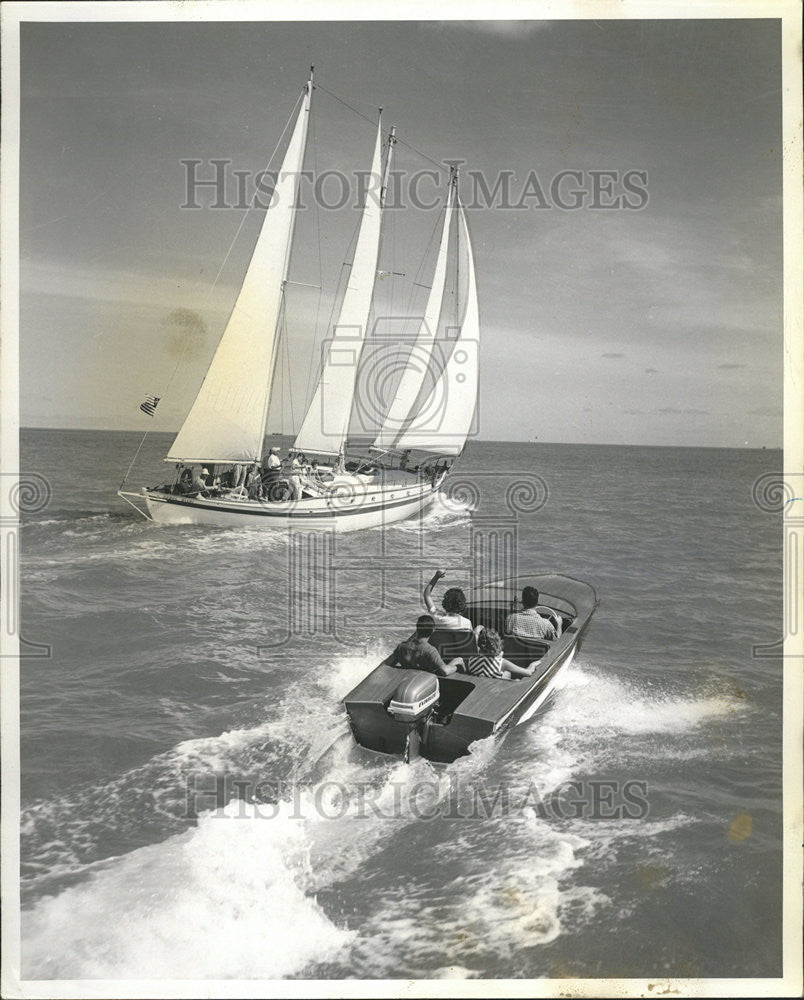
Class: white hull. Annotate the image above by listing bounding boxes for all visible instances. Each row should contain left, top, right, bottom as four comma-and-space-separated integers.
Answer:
136, 479, 439, 531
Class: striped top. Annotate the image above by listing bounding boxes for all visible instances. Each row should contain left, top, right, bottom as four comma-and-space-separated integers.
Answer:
463, 653, 505, 679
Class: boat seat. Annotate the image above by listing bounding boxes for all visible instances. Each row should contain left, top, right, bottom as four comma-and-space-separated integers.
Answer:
502, 634, 550, 667
428, 629, 477, 659
465, 605, 508, 635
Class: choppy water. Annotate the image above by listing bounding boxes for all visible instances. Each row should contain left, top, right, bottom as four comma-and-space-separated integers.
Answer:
18, 430, 782, 979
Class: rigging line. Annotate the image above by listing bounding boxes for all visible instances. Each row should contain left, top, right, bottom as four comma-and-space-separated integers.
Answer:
316, 81, 447, 174
283, 305, 296, 431
208, 88, 305, 297
304, 105, 326, 410
401, 201, 444, 339
394, 134, 447, 174
378, 197, 444, 430
314, 82, 378, 128
120, 87, 305, 488
278, 294, 286, 436
303, 215, 361, 416
119, 431, 151, 490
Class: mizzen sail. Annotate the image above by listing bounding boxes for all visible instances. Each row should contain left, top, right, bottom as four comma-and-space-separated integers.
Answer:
372, 179, 455, 451
292, 118, 391, 457
394, 201, 478, 456
166, 81, 312, 464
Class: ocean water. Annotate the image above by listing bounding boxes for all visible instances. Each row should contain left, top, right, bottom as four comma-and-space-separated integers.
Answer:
17, 429, 783, 981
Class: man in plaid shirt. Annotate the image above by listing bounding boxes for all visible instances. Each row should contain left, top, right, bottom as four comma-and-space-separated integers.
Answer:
504, 586, 560, 640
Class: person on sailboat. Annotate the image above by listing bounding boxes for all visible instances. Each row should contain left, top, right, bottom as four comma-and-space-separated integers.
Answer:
288, 453, 304, 500
423, 570, 473, 630
175, 467, 193, 495
191, 468, 210, 497
245, 465, 264, 500
261, 447, 283, 492
263, 447, 282, 475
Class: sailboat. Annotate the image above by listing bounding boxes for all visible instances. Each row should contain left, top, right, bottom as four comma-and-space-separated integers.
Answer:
118, 69, 479, 531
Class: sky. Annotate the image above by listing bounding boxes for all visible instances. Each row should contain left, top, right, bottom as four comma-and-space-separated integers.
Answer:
17, 15, 784, 446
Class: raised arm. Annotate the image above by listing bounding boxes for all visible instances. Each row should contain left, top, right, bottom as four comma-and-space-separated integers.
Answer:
423, 569, 446, 614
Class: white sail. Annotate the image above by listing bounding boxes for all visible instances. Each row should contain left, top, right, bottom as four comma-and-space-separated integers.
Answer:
166, 82, 312, 464
293, 119, 388, 457
372, 183, 454, 451
394, 202, 478, 456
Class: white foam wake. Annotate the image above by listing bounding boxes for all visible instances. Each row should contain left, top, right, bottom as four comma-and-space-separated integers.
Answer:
23, 799, 354, 979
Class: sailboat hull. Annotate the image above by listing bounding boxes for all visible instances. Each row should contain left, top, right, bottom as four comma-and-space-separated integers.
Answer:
139, 479, 440, 531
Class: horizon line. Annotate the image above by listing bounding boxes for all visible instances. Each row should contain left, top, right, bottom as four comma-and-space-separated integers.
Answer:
17, 426, 781, 451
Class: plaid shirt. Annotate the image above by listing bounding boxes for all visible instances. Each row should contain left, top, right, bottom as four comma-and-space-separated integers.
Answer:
505, 609, 557, 640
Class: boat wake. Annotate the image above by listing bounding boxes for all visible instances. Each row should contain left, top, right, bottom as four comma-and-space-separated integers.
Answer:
20, 655, 740, 980
391, 491, 475, 533
23, 798, 356, 979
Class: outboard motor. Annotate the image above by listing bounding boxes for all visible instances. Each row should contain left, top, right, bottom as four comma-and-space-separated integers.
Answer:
387, 673, 439, 762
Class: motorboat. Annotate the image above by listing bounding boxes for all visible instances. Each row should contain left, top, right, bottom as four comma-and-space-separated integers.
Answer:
344, 574, 598, 763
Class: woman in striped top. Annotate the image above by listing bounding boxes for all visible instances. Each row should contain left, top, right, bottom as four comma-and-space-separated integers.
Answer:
462, 627, 541, 680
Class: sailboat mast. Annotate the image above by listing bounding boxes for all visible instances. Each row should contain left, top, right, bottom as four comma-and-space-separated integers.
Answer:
255, 67, 314, 456
454, 166, 460, 333
380, 122, 397, 208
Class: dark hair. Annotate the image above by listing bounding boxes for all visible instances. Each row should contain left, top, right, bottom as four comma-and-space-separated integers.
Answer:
442, 587, 467, 615
416, 614, 435, 638
477, 627, 503, 656
522, 586, 540, 609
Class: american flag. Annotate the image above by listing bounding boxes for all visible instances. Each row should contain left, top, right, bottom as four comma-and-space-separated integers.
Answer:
139, 394, 160, 417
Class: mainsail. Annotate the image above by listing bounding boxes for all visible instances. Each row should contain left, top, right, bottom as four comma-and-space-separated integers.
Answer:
166, 80, 312, 464
372, 179, 455, 451
292, 118, 392, 457
393, 201, 478, 456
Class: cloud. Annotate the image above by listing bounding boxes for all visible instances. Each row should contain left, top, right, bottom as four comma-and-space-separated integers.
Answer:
21, 256, 234, 314
601, 352, 624, 358
644, 367, 659, 374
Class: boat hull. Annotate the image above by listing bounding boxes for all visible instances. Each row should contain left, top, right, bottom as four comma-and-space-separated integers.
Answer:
138, 479, 439, 531
344, 574, 597, 763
